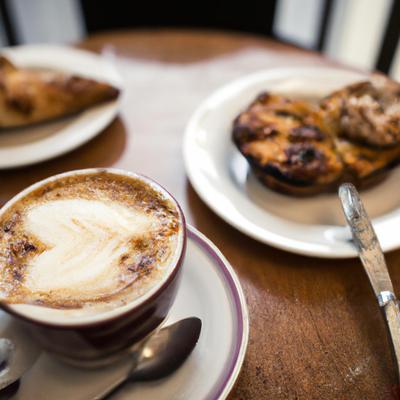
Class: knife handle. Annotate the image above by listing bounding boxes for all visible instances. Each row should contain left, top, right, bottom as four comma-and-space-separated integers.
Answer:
380, 291, 400, 378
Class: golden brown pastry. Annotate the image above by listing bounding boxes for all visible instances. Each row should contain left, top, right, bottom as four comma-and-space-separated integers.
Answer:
232, 92, 343, 195
322, 75, 400, 147
233, 90, 400, 195
334, 137, 400, 186
0, 56, 119, 128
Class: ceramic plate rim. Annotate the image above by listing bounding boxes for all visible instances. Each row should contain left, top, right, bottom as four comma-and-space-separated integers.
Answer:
182, 67, 394, 259
187, 225, 249, 399
0, 44, 121, 169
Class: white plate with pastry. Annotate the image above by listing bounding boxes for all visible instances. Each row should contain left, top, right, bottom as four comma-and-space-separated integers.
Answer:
184, 67, 400, 258
0, 45, 122, 169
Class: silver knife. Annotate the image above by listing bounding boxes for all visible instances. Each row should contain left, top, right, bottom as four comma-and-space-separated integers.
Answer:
339, 183, 400, 377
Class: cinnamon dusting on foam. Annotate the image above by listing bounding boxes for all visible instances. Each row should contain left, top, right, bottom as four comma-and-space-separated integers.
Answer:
0, 172, 181, 317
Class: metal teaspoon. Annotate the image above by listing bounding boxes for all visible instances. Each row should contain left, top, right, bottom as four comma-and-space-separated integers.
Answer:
94, 317, 202, 399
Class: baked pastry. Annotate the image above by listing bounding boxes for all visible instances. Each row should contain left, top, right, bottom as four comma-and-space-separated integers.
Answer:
233, 89, 400, 195
322, 75, 400, 147
232, 92, 343, 195
0, 56, 119, 128
334, 137, 400, 186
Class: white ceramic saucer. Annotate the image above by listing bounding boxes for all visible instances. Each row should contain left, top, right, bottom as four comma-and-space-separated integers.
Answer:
183, 67, 400, 258
4, 225, 248, 400
0, 45, 122, 169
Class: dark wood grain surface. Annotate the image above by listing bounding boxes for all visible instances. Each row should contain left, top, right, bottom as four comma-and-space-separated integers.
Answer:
1, 30, 399, 399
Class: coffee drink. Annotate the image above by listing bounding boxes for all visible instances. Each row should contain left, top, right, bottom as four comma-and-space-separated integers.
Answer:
0, 171, 183, 319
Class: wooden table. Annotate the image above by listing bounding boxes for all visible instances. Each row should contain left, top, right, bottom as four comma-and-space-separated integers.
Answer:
1, 30, 399, 399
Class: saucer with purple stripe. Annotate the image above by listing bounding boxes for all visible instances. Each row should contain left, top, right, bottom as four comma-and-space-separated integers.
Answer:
4, 225, 249, 400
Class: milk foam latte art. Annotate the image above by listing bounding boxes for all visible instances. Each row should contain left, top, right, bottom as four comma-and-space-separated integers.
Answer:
0, 170, 183, 321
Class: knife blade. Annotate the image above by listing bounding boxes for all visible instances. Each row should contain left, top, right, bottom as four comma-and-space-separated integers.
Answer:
339, 183, 394, 299
339, 183, 400, 379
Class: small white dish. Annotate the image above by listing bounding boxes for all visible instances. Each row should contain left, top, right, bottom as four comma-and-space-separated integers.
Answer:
5, 225, 248, 400
183, 67, 400, 258
0, 45, 122, 169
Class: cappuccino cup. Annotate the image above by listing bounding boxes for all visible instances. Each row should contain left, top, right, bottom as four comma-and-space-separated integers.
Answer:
0, 168, 186, 366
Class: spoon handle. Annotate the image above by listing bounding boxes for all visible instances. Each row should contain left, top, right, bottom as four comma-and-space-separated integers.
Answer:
92, 374, 128, 400
93, 352, 140, 400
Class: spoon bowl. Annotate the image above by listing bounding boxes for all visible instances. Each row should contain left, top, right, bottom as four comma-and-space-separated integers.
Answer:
95, 317, 202, 399
0, 315, 41, 391
131, 317, 202, 381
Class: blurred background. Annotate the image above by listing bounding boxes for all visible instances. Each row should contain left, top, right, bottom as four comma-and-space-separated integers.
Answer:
0, 0, 399, 79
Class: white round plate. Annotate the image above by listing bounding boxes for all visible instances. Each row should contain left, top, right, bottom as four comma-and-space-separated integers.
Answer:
0, 45, 122, 169
184, 67, 400, 258
5, 225, 248, 400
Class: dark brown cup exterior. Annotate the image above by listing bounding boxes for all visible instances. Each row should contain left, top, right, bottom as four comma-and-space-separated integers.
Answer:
0, 169, 186, 367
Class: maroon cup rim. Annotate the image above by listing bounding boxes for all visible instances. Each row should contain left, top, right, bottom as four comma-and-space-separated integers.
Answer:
0, 167, 187, 329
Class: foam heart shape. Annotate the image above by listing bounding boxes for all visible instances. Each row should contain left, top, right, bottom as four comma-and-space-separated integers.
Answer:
23, 199, 157, 300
